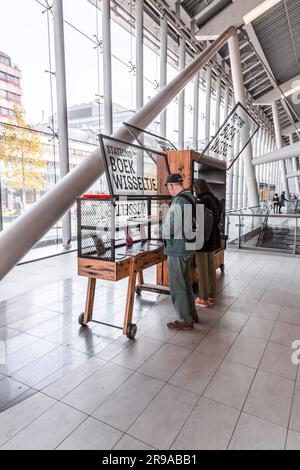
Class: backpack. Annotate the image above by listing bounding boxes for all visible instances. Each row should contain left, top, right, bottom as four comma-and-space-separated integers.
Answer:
180, 193, 214, 243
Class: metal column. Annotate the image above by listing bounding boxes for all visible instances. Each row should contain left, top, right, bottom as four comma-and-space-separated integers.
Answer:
136, 0, 143, 111
178, 36, 185, 149
193, 73, 199, 149
160, 14, 167, 138
102, 0, 113, 134
228, 31, 259, 206
215, 73, 221, 131
205, 63, 212, 148
290, 133, 300, 195
223, 83, 229, 120
272, 100, 289, 197
53, 0, 71, 248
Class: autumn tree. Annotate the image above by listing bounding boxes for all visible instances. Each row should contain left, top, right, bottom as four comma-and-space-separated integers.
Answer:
0, 108, 46, 209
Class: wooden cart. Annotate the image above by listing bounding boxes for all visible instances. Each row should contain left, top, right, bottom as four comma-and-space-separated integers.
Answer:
78, 242, 169, 339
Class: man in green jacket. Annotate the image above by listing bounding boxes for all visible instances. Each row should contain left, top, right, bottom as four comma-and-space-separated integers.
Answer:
162, 173, 198, 330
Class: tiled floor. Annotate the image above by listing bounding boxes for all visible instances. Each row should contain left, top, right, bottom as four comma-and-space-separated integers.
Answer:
0, 251, 300, 450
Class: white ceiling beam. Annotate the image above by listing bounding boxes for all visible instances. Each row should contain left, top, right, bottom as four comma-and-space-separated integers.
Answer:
282, 121, 300, 136
254, 73, 300, 104
243, 23, 277, 89
195, 0, 269, 40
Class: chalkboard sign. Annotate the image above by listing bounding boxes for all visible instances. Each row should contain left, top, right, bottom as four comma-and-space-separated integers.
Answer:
199, 102, 259, 170
99, 135, 170, 197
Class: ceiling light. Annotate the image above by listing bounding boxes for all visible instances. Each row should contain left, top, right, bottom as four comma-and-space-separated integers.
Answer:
243, 0, 282, 24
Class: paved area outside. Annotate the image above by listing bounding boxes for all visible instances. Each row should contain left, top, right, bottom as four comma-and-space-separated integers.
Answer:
0, 250, 300, 450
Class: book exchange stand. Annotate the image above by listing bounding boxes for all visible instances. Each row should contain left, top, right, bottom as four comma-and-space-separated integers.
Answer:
77, 105, 258, 338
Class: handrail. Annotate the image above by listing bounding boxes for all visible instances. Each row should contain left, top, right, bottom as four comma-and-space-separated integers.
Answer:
256, 205, 272, 247
227, 213, 300, 218
226, 205, 260, 214
0, 26, 248, 280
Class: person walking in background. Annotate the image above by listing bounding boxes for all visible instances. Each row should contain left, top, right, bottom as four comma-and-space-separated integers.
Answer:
273, 193, 280, 213
162, 173, 198, 330
279, 191, 288, 214
193, 179, 222, 308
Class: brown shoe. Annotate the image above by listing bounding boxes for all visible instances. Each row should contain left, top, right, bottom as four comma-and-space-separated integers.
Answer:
167, 321, 193, 330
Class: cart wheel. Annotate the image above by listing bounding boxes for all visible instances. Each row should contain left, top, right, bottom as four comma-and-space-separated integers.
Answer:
135, 286, 142, 296
78, 312, 87, 326
126, 323, 137, 339
220, 264, 225, 273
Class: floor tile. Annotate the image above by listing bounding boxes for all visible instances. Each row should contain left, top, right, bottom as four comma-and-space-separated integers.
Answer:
41, 357, 106, 399
278, 306, 300, 327
195, 328, 238, 359
61, 362, 133, 414
270, 322, 300, 347
112, 336, 164, 371
171, 397, 239, 450
169, 351, 222, 395
285, 430, 300, 450
229, 299, 258, 314
0, 392, 56, 446
1, 402, 86, 450
167, 327, 207, 351
244, 370, 294, 427
57, 417, 122, 450
0, 339, 58, 375
114, 434, 154, 450
252, 302, 281, 321
93, 372, 163, 432
214, 311, 249, 334
204, 360, 256, 410
259, 342, 297, 380
0, 377, 29, 410
139, 343, 191, 381
12, 346, 85, 387
241, 317, 274, 341
225, 334, 266, 369
290, 383, 300, 433
228, 413, 286, 450
128, 384, 198, 449
284, 294, 300, 310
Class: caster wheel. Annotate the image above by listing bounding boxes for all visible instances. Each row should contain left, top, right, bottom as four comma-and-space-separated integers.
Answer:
220, 264, 225, 273
135, 286, 142, 296
78, 312, 87, 326
126, 323, 137, 339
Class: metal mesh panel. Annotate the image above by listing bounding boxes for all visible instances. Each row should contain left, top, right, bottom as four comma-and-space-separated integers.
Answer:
79, 199, 113, 260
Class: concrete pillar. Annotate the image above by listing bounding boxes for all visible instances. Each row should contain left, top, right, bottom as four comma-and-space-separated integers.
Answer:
228, 32, 259, 206
160, 14, 167, 138
102, 0, 113, 134
178, 36, 185, 149
53, 0, 71, 248
272, 100, 290, 197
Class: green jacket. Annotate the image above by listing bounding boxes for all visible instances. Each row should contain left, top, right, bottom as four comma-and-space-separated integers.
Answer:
162, 189, 196, 257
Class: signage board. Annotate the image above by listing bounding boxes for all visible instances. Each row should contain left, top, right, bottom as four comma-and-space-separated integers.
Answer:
199, 102, 259, 170
99, 135, 170, 197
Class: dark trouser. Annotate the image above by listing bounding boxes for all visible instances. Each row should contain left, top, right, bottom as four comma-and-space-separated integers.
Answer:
274, 203, 279, 213
167, 255, 196, 323
195, 251, 216, 300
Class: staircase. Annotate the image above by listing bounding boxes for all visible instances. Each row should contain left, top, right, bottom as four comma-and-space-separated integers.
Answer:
260, 225, 300, 252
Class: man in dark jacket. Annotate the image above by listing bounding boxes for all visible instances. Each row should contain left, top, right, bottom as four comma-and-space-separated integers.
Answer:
193, 179, 222, 307
279, 191, 288, 214
162, 173, 198, 330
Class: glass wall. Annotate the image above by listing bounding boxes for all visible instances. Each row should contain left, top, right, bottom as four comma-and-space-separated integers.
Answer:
0, 0, 268, 263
